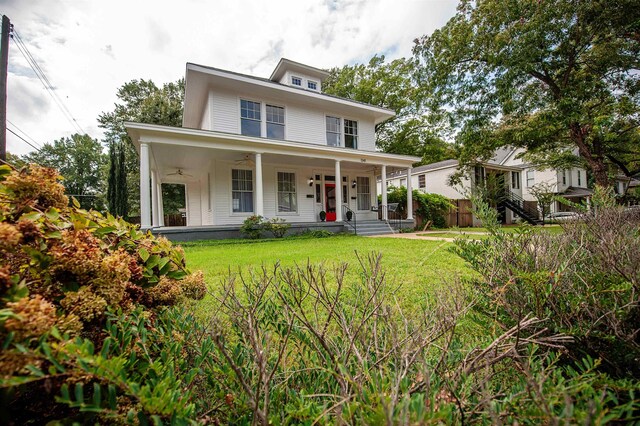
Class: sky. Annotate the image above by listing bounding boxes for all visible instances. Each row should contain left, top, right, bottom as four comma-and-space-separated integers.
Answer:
2, 0, 458, 156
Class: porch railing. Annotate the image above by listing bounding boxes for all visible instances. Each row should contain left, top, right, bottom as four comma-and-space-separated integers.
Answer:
379, 203, 402, 232
342, 204, 357, 235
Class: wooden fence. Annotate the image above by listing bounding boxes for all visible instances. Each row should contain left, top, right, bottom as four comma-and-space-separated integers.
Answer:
445, 199, 474, 228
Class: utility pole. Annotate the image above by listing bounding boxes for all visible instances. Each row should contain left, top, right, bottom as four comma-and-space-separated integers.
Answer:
0, 15, 10, 162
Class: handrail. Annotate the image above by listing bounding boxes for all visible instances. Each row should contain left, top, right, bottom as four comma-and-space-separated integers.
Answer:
342, 204, 357, 235
379, 204, 402, 232
501, 190, 541, 223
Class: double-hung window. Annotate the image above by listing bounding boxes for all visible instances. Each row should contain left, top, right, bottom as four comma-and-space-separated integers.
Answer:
418, 174, 426, 188
344, 119, 358, 149
232, 169, 253, 213
577, 170, 582, 186
240, 100, 261, 137
326, 116, 341, 146
356, 177, 371, 210
277, 172, 297, 213
266, 105, 285, 140
526, 170, 535, 187
562, 170, 567, 185
511, 171, 521, 189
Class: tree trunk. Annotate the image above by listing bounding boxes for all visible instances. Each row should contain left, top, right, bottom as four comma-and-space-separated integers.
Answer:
570, 123, 611, 187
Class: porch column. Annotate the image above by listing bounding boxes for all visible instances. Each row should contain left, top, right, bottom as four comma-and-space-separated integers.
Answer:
335, 160, 343, 222
406, 167, 413, 220
151, 170, 159, 227
381, 164, 388, 220
157, 181, 165, 227
139, 142, 151, 229
255, 153, 264, 216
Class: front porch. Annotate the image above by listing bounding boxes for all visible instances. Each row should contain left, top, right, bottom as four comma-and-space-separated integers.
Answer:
128, 123, 420, 234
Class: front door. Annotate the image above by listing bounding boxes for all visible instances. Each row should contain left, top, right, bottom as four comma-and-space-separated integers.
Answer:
325, 183, 336, 221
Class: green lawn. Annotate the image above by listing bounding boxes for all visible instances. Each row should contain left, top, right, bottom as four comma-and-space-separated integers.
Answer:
182, 234, 473, 318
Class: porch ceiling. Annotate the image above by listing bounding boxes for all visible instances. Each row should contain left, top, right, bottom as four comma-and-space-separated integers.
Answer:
150, 144, 403, 181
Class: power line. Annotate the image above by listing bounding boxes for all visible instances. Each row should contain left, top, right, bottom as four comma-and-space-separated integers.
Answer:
10, 27, 86, 135
7, 126, 41, 152
7, 119, 42, 148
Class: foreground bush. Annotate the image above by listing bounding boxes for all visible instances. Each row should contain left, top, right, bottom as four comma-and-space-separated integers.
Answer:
0, 164, 206, 423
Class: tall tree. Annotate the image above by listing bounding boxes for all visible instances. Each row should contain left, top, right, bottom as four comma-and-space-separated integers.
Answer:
414, 0, 640, 186
323, 55, 455, 164
21, 134, 107, 210
107, 140, 128, 218
99, 79, 184, 215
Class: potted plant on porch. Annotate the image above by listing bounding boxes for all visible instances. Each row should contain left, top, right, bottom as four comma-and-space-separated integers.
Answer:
319, 210, 326, 222
346, 210, 353, 221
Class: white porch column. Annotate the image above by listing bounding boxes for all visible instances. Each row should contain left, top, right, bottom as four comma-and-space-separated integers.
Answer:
381, 164, 388, 220
255, 153, 264, 216
335, 160, 343, 221
157, 181, 165, 227
139, 142, 151, 229
151, 170, 159, 227
406, 167, 413, 220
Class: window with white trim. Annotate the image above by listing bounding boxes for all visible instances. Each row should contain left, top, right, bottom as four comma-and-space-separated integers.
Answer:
291, 76, 302, 86
266, 104, 285, 140
326, 116, 341, 146
562, 170, 567, 185
356, 177, 371, 210
277, 172, 297, 213
344, 119, 358, 149
232, 169, 253, 213
307, 81, 317, 90
526, 170, 535, 187
577, 170, 582, 186
240, 100, 261, 137
511, 171, 521, 189
418, 174, 426, 188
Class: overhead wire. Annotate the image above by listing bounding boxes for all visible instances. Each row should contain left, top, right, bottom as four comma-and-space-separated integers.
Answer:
7, 127, 41, 152
10, 26, 86, 135
7, 119, 42, 149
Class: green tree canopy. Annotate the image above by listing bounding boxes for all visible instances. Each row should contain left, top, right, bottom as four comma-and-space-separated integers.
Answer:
21, 134, 107, 210
323, 55, 455, 164
98, 79, 184, 216
414, 0, 640, 186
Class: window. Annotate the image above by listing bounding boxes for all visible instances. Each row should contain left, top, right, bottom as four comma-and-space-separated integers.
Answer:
307, 81, 317, 90
240, 100, 261, 137
326, 116, 341, 146
526, 170, 535, 187
344, 119, 358, 149
277, 172, 297, 213
474, 166, 485, 186
418, 174, 426, 188
232, 169, 253, 213
400, 178, 407, 187
266, 104, 285, 140
291, 76, 302, 86
356, 177, 371, 210
577, 170, 582, 186
511, 171, 520, 189
562, 170, 567, 185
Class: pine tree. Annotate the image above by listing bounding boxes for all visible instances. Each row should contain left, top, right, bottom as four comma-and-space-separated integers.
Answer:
107, 142, 117, 214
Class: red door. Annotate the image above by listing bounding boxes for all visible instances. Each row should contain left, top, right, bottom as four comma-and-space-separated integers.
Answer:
325, 184, 336, 221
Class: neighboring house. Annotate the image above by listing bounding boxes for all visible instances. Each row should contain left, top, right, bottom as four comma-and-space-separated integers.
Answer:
125, 59, 419, 237
380, 147, 592, 225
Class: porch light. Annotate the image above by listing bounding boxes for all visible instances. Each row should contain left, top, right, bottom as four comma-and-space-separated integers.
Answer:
351, 179, 357, 188
308, 177, 314, 187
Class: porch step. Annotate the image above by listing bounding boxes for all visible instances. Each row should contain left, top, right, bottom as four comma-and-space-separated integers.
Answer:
345, 220, 395, 236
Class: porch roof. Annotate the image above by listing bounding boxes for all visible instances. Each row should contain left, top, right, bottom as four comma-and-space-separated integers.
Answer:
125, 122, 420, 168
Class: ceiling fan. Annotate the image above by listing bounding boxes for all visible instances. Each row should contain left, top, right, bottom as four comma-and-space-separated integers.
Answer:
166, 168, 193, 177
234, 154, 255, 166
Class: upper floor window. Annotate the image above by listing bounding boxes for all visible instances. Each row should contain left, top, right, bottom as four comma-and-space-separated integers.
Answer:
232, 169, 253, 213
344, 119, 358, 149
418, 174, 426, 188
526, 170, 535, 187
240, 99, 261, 137
577, 170, 582, 186
511, 171, 520, 189
562, 169, 567, 185
307, 81, 318, 90
326, 116, 341, 147
266, 104, 285, 140
291, 76, 302, 86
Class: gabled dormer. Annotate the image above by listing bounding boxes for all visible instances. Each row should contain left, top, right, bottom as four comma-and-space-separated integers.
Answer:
269, 58, 329, 92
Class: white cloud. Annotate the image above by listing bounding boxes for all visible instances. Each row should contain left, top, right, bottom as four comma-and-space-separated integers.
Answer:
3, 0, 457, 156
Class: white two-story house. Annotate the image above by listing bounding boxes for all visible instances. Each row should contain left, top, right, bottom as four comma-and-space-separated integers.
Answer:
125, 59, 419, 238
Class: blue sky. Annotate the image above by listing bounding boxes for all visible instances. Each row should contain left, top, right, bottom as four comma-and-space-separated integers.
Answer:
3, 0, 457, 155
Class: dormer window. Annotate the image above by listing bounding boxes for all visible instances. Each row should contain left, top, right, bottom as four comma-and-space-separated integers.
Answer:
291, 76, 302, 86
307, 81, 318, 90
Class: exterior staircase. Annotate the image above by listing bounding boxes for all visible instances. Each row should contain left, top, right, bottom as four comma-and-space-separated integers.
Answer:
345, 220, 395, 236
500, 191, 543, 225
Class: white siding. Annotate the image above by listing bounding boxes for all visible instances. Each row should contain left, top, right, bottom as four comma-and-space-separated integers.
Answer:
200, 92, 213, 130
358, 121, 376, 152
422, 168, 469, 199
286, 104, 326, 145
186, 181, 202, 226
211, 89, 239, 134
